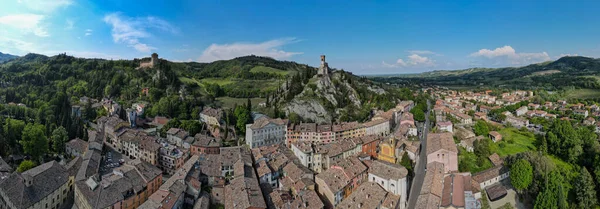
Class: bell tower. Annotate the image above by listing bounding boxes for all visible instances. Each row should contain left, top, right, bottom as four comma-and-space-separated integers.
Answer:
318, 55, 329, 76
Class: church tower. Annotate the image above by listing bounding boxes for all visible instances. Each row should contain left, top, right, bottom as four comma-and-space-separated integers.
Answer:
318, 55, 329, 76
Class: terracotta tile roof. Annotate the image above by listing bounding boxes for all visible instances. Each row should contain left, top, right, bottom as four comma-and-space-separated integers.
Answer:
368, 160, 408, 180
427, 132, 458, 155
473, 165, 509, 184
488, 153, 503, 167
248, 117, 287, 130
336, 182, 388, 209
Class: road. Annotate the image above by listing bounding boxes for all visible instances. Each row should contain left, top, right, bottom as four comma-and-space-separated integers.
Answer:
407, 99, 431, 208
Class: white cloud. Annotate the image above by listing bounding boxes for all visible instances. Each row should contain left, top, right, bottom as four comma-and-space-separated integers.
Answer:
383, 54, 436, 68
197, 38, 302, 62
558, 53, 578, 58
84, 29, 92, 36
65, 19, 74, 30
407, 50, 440, 56
0, 14, 49, 37
18, 0, 73, 13
103, 12, 177, 53
0, 37, 37, 54
470, 45, 551, 65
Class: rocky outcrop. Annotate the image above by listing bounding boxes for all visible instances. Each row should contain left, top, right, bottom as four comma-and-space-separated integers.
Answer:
283, 71, 387, 123
285, 99, 332, 123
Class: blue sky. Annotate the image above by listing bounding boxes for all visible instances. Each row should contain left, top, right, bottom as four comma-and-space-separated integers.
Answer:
1, 0, 600, 74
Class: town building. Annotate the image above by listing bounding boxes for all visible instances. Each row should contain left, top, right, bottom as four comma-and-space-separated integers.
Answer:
473, 165, 510, 190
368, 160, 409, 209
74, 159, 163, 209
436, 121, 453, 133
315, 157, 367, 207
489, 131, 502, 142
66, 138, 89, 157
516, 106, 528, 116
158, 144, 189, 176
415, 162, 445, 209
426, 133, 458, 173
166, 128, 190, 147
190, 134, 221, 155
199, 107, 223, 127
246, 117, 288, 148
138, 155, 200, 209
0, 161, 71, 209
574, 109, 589, 118
336, 182, 393, 209
363, 118, 390, 137
378, 138, 397, 164
119, 129, 161, 165
504, 115, 529, 128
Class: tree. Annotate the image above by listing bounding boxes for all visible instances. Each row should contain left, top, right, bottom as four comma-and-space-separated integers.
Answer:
234, 105, 252, 134
180, 120, 203, 136
400, 152, 413, 177
510, 159, 533, 192
534, 171, 568, 209
17, 160, 36, 172
410, 107, 425, 122
51, 126, 68, 154
574, 167, 597, 208
473, 120, 490, 136
20, 123, 49, 161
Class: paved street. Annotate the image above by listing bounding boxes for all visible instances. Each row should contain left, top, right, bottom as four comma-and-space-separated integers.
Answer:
407, 99, 431, 208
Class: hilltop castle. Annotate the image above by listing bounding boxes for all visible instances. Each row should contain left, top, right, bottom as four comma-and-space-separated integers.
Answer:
318, 55, 330, 76
138, 53, 159, 69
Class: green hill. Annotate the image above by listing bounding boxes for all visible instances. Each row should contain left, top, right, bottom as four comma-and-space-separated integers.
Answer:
372, 56, 600, 90
0, 52, 19, 64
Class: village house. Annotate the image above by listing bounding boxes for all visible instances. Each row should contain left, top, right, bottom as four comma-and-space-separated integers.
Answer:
473, 165, 510, 190
332, 122, 365, 140
368, 160, 409, 209
450, 111, 473, 125
436, 121, 453, 133
119, 129, 161, 165
415, 162, 445, 209
286, 123, 336, 145
516, 106, 528, 116
426, 132, 458, 173
574, 109, 589, 118
246, 117, 288, 148
166, 128, 190, 147
315, 157, 367, 208
66, 138, 89, 157
584, 117, 596, 126
0, 161, 71, 209
74, 159, 163, 209
199, 107, 223, 127
489, 131, 502, 142
474, 112, 487, 120
363, 118, 390, 137
191, 134, 221, 155
336, 182, 394, 209
504, 115, 529, 128
158, 144, 189, 175
440, 173, 479, 209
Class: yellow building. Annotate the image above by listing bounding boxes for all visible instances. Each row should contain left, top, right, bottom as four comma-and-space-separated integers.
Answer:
378, 137, 396, 163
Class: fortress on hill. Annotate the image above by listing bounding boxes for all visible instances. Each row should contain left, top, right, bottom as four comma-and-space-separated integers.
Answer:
318, 55, 330, 76
138, 53, 159, 69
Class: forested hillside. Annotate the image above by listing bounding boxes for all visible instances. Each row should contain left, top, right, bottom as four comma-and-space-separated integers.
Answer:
0, 52, 18, 64
373, 56, 600, 90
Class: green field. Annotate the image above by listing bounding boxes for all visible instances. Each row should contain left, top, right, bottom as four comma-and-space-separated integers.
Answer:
491, 128, 537, 157
458, 147, 494, 173
565, 88, 600, 99
216, 97, 266, 109
179, 77, 203, 85
249, 66, 291, 76
200, 78, 235, 86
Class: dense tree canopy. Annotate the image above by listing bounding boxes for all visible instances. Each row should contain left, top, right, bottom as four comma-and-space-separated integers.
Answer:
510, 159, 533, 192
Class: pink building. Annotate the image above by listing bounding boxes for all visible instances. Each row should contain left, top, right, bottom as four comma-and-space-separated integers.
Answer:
426, 132, 458, 173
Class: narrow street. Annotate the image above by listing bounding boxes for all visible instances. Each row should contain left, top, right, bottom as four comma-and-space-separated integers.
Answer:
407, 99, 431, 208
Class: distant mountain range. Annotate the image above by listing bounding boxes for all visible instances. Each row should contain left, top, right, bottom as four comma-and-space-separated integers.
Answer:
371, 56, 600, 90
0, 52, 18, 63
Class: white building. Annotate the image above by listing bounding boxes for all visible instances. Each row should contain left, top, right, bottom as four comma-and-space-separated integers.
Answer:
245, 117, 287, 148
473, 165, 510, 189
516, 106, 528, 116
436, 121, 453, 133
368, 160, 409, 209
364, 119, 390, 137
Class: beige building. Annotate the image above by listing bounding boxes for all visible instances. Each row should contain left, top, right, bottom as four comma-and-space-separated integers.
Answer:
0, 161, 70, 209
199, 107, 223, 127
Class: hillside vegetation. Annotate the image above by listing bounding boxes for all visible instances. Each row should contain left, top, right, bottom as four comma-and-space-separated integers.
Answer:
373, 56, 600, 91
